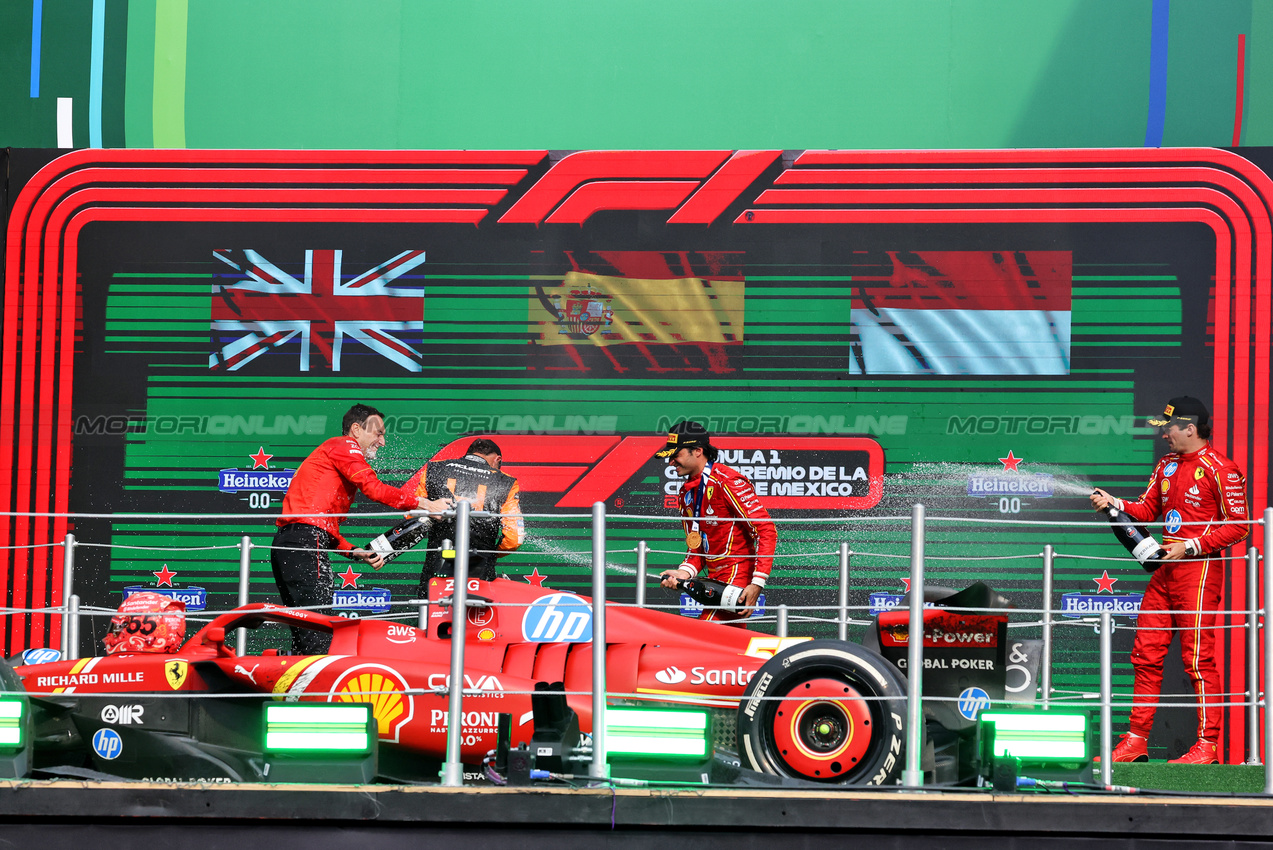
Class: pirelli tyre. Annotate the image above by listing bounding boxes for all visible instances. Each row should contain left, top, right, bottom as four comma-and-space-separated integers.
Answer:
737, 639, 907, 785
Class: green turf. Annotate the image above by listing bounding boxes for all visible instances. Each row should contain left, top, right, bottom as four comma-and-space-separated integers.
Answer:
1110, 763, 1268, 794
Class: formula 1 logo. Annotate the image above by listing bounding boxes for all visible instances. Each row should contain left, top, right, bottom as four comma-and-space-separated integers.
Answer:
430, 434, 884, 511
521, 593, 593, 642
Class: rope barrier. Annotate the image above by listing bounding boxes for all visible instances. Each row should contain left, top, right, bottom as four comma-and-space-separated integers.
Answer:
5, 508, 1264, 529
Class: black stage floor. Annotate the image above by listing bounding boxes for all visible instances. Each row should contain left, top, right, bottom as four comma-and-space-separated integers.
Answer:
4, 780, 1273, 849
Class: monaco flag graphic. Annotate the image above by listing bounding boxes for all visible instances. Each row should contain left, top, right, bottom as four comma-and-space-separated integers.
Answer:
210, 249, 426, 372
849, 251, 1071, 375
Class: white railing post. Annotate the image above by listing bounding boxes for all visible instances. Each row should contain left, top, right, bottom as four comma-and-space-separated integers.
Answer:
903, 503, 925, 788
590, 502, 609, 781
634, 540, 648, 608
1041, 544, 1054, 708
776, 604, 788, 638
1099, 610, 1113, 787
61, 533, 76, 657
237, 536, 252, 655
838, 543, 850, 641
441, 504, 470, 787
67, 594, 81, 661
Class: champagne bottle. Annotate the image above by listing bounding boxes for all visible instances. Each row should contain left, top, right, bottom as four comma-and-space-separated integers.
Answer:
366, 515, 431, 565
677, 577, 745, 612
1102, 503, 1166, 572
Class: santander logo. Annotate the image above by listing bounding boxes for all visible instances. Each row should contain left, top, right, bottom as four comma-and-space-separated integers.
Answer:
655, 666, 688, 685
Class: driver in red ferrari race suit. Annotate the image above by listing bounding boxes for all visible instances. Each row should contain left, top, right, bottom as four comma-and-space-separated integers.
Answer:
656, 420, 776, 624
272, 403, 450, 655
1091, 396, 1249, 765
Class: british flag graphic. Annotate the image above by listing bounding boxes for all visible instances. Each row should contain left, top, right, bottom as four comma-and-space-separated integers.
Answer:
209, 249, 427, 372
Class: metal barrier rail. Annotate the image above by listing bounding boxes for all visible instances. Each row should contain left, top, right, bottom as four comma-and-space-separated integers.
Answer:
4, 502, 1272, 790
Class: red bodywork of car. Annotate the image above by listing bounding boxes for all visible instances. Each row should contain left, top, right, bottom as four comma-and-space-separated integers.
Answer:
15, 577, 798, 764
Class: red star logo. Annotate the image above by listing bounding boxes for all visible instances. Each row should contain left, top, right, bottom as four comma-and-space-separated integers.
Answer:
999, 450, 1023, 471
337, 566, 362, 589
152, 565, 177, 587
1093, 570, 1118, 593
249, 447, 273, 469
901, 577, 911, 593
524, 567, 547, 587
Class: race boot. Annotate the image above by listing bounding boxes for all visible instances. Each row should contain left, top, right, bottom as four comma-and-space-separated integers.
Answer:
1095, 732, 1148, 763
1168, 740, 1218, 765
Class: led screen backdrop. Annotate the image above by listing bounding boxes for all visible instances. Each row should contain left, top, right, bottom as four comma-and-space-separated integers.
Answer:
2, 147, 1271, 761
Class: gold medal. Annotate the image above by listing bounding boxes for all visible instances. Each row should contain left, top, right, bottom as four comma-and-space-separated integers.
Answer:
686, 531, 702, 549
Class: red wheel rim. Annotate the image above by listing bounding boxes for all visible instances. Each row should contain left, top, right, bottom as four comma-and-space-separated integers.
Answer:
770, 678, 873, 779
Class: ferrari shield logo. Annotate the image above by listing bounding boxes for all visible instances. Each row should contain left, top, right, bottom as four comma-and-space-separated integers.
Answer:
165, 659, 189, 690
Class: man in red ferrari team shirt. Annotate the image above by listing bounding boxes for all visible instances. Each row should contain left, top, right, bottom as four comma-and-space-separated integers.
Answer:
272, 403, 450, 654
656, 421, 776, 624
1091, 396, 1249, 765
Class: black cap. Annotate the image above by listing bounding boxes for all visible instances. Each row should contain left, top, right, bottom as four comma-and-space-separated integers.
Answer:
1147, 396, 1209, 428
655, 420, 711, 458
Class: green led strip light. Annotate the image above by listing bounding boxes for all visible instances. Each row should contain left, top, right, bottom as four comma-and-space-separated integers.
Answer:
606, 707, 710, 759
0, 699, 24, 748
981, 711, 1089, 761
264, 704, 371, 753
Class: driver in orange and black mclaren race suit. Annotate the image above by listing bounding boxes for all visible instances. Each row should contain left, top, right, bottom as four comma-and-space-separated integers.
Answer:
272, 403, 451, 655
657, 420, 776, 623
404, 437, 525, 591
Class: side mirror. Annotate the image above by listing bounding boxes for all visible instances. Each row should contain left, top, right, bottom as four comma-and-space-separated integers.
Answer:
205, 625, 235, 657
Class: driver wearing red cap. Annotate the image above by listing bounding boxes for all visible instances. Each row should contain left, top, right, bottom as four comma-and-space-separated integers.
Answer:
1090, 396, 1249, 765
656, 421, 777, 623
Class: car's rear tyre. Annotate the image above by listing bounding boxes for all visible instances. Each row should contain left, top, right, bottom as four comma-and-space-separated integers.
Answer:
737, 640, 908, 785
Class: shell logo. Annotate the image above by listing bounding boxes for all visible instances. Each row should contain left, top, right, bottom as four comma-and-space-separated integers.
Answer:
330, 664, 414, 743
477, 628, 496, 641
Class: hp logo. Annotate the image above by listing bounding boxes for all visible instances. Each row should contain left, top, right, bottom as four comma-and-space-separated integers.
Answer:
20, 647, 60, 665
91, 727, 124, 761
521, 593, 592, 642
1164, 509, 1183, 535
957, 687, 991, 721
